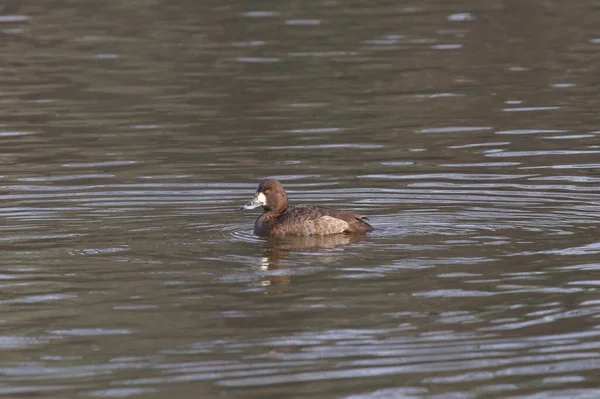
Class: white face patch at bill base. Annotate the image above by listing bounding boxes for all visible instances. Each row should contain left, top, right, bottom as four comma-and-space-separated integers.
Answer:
256, 192, 267, 205
240, 190, 269, 210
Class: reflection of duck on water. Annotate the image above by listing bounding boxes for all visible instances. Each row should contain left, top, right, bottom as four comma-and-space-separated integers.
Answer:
259, 234, 368, 286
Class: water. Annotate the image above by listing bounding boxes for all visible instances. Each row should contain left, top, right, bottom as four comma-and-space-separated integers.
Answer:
2, 0, 600, 398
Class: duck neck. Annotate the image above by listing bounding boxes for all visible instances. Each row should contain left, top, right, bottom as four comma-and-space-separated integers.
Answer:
262, 207, 285, 219
266, 201, 287, 216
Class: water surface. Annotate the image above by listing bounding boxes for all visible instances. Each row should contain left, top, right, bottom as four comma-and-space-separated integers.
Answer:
2, 1, 600, 398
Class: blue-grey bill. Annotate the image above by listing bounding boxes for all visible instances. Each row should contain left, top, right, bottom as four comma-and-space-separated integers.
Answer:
240, 194, 263, 210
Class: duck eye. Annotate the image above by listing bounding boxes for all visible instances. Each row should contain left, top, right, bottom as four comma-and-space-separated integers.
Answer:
264, 189, 271, 195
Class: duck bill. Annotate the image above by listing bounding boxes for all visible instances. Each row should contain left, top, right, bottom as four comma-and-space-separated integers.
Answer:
240, 192, 266, 210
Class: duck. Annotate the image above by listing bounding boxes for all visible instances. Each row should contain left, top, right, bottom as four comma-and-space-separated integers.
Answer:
240, 178, 374, 237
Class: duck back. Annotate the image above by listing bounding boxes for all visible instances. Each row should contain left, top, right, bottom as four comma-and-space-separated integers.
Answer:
257, 205, 373, 236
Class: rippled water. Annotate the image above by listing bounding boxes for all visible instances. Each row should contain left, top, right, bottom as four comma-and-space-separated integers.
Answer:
2, 1, 600, 398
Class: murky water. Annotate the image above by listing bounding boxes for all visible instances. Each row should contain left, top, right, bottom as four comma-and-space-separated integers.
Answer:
2, 1, 600, 398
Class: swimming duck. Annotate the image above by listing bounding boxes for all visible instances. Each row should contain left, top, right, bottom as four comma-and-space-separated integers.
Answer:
240, 178, 374, 236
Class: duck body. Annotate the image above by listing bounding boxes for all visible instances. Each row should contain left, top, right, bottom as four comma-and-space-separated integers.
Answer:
241, 178, 374, 237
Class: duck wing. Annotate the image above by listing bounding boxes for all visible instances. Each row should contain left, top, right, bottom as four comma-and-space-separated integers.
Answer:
280, 206, 373, 235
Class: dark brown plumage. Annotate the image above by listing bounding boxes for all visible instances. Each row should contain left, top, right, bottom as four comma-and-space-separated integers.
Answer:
240, 178, 374, 237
